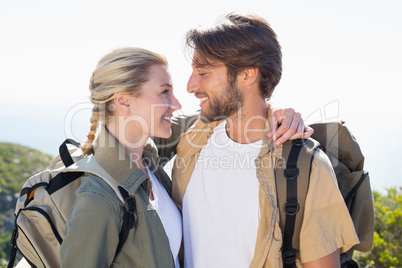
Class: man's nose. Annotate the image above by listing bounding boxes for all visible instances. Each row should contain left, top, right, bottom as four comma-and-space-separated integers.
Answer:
187, 72, 200, 94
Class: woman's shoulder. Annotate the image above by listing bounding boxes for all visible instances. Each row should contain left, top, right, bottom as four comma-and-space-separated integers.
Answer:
76, 173, 124, 212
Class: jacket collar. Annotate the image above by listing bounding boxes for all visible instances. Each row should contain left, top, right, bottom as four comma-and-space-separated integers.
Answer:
259, 117, 283, 159
93, 125, 158, 193
177, 118, 221, 160
180, 113, 283, 159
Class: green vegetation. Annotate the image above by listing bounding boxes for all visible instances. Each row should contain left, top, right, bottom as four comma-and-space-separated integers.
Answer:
0, 143, 53, 267
0, 143, 53, 209
355, 187, 402, 268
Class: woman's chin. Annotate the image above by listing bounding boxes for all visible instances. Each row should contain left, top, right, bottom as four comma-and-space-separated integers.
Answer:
153, 129, 172, 139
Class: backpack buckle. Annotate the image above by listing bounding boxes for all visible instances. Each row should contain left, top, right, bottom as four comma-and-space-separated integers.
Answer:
284, 201, 300, 216
124, 197, 135, 214
284, 168, 299, 180
292, 139, 307, 146
123, 197, 136, 228
282, 249, 296, 264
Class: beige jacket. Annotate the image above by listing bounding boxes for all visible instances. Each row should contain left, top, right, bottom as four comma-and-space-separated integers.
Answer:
172, 118, 359, 267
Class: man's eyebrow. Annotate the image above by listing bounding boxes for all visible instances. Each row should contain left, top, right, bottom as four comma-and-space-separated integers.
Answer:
193, 64, 210, 69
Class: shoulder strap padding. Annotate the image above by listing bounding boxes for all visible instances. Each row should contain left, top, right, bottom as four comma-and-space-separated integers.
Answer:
275, 138, 320, 250
60, 155, 125, 204
63, 155, 136, 259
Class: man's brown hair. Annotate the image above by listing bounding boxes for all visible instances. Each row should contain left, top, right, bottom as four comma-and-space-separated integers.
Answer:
186, 12, 282, 99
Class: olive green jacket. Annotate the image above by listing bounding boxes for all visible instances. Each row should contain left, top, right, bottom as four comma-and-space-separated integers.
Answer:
60, 126, 175, 268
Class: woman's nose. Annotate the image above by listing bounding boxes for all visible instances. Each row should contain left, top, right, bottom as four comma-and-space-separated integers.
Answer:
170, 94, 182, 111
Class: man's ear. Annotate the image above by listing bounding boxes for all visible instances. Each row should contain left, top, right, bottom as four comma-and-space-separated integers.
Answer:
240, 67, 259, 87
114, 94, 132, 115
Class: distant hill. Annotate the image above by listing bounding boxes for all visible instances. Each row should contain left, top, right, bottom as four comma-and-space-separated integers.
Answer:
0, 142, 53, 264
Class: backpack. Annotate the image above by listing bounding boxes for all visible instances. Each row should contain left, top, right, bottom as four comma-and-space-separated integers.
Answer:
7, 139, 136, 268
275, 121, 374, 268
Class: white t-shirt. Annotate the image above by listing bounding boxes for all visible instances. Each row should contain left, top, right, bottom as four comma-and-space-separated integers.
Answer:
147, 165, 182, 268
182, 121, 262, 268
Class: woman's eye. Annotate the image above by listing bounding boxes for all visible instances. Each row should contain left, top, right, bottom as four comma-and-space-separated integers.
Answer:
162, 89, 169, 96
198, 72, 207, 76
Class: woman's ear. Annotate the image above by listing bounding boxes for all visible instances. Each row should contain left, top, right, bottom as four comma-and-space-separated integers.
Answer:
114, 94, 132, 115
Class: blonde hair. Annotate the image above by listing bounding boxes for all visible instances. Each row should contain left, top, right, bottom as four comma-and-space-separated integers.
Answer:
81, 47, 168, 156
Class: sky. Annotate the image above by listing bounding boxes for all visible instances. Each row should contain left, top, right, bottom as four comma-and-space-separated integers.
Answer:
1, 0, 401, 193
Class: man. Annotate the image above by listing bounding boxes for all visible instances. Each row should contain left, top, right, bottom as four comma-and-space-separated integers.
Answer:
172, 13, 359, 267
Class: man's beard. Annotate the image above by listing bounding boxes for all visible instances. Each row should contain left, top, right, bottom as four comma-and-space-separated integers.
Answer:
200, 79, 244, 123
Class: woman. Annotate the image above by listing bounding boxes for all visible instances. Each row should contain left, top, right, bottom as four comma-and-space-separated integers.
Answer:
60, 47, 182, 267
59, 47, 311, 267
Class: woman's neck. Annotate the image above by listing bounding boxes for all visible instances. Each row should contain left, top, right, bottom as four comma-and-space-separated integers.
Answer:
106, 121, 148, 174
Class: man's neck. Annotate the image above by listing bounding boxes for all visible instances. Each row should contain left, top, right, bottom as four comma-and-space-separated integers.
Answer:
225, 99, 268, 144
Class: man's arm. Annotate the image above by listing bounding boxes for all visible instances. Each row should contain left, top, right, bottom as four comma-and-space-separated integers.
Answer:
298, 150, 359, 265
303, 249, 340, 268
153, 112, 199, 166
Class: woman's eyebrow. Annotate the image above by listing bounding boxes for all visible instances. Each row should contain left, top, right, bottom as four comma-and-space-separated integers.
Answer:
159, 83, 172, 88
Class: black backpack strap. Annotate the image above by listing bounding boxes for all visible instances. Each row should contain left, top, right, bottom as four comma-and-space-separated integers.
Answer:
344, 172, 367, 206
7, 226, 18, 268
275, 139, 320, 268
59, 139, 81, 167
282, 139, 304, 268
47, 139, 83, 195
60, 139, 136, 259
340, 252, 359, 268
115, 186, 136, 258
